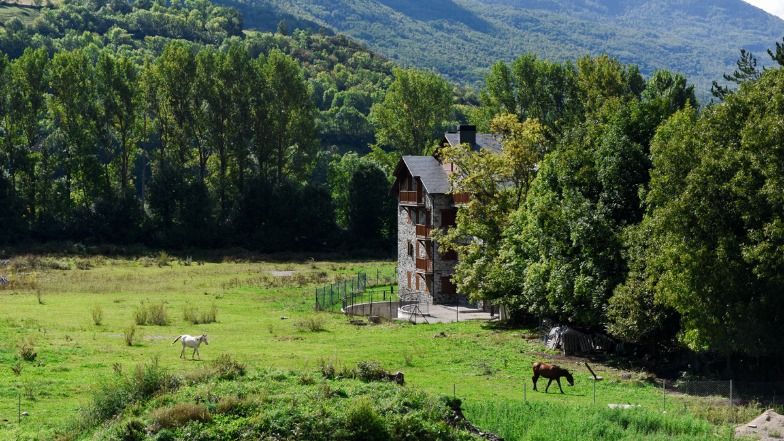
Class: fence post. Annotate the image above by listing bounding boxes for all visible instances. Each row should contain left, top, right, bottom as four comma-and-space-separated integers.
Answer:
523, 382, 527, 403
315, 289, 319, 311
370, 292, 373, 316
729, 379, 733, 416
662, 379, 666, 410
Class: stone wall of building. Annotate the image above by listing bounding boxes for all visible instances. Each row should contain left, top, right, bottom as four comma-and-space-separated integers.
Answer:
430, 194, 460, 304
397, 202, 418, 302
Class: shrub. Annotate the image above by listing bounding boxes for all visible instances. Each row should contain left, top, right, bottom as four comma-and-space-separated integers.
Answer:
356, 360, 388, 382
216, 396, 250, 415
150, 403, 211, 430
91, 305, 104, 326
123, 325, 137, 346
183, 303, 217, 324
85, 357, 180, 425
319, 358, 336, 379
294, 315, 327, 332
156, 251, 170, 267
18, 342, 37, 362
118, 419, 146, 441
135, 302, 169, 326
211, 354, 246, 380
338, 397, 390, 441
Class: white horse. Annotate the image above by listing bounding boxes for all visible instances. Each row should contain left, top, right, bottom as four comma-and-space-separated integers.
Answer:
172, 334, 208, 359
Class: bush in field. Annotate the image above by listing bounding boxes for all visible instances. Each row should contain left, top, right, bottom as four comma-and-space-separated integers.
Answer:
18, 342, 37, 362
150, 403, 211, 430
183, 303, 217, 324
211, 354, 246, 380
84, 357, 180, 425
356, 360, 387, 382
294, 315, 327, 332
337, 397, 390, 441
134, 302, 169, 326
91, 305, 104, 325
123, 325, 137, 346
117, 419, 146, 441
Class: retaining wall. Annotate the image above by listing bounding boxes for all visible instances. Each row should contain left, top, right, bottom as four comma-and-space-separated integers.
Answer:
343, 301, 401, 319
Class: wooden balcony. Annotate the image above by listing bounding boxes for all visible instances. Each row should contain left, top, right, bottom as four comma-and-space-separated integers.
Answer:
416, 257, 433, 274
452, 193, 470, 205
416, 224, 432, 240
400, 190, 424, 206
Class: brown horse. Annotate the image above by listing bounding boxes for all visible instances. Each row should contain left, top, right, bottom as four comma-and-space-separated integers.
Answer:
532, 362, 574, 394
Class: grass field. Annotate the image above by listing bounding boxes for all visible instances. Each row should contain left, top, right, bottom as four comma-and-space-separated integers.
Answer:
0, 3, 39, 26
0, 255, 751, 440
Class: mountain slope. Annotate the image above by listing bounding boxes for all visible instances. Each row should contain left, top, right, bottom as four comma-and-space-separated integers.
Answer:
230, 0, 784, 97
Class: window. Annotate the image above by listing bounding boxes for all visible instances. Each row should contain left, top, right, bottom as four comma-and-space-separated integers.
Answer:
441, 208, 457, 228
407, 241, 414, 257
415, 274, 420, 290
407, 272, 412, 289
441, 276, 457, 296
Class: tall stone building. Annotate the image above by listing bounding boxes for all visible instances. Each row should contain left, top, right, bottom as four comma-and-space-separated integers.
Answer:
391, 125, 502, 306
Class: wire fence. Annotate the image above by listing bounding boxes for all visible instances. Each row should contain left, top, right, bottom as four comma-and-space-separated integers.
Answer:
314, 269, 398, 313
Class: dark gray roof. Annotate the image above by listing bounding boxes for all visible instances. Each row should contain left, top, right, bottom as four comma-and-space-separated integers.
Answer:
443, 133, 503, 153
400, 156, 451, 194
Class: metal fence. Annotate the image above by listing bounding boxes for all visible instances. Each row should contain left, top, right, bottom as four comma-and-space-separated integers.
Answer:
314, 269, 398, 312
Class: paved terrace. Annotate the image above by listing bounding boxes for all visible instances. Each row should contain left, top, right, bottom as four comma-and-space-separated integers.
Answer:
398, 303, 495, 324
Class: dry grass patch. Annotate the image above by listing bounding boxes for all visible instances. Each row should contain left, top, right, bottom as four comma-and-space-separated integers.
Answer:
150, 403, 211, 430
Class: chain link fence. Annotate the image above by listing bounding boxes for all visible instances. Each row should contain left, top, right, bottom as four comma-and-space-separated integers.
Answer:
314, 269, 398, 313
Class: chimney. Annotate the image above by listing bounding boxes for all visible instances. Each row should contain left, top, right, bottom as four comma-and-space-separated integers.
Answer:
457, 124, 477, 149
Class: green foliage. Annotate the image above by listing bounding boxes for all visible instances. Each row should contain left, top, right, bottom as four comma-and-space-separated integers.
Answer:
83, 357, 180, 426
0, 0, 397, 251
348, 160, 394, 244
637, 67, 784, 356
338, 397, 390, 441
355, 360, 388, 382
211, 354, 247, 380
252, 0, 784, 99
370, 67, 454, 158
91, 304, 104, 326
465, 400, 724, 441
183, 304, 217, 325
134, 301, 169, 326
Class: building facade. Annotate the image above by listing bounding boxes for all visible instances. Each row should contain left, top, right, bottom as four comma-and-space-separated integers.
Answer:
392, 125, 501, 305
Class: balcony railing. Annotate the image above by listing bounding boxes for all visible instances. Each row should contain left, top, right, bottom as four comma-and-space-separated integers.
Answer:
416, 258, 433, 274
400, 190, 424, 206
416, 224, 432, 240
452, 193, 470, 205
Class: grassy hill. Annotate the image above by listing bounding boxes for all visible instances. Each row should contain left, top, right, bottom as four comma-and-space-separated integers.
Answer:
228, 0, 784, 98
0, 255, 759, 440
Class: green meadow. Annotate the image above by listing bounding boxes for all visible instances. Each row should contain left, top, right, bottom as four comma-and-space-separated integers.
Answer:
0, 256, 748, 440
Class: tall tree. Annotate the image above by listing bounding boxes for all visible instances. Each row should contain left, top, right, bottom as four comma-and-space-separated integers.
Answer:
478, 55, 581, 135
642, 68, 784, 358
438, 114, 547, 302
96, 51, 144, 196
262, 49, 316, 184
370, 68, 453, 163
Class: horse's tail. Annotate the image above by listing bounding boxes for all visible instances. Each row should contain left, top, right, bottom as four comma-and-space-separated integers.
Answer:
172, 335, 182, 344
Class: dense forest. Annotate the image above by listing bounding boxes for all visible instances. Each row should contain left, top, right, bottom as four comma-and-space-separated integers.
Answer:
439, 45, 784, 367
0, 0, 458, 250
2, 0, 784, 365
238, 0, 784, 99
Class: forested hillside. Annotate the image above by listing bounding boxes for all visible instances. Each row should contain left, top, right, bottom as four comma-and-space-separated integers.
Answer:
235, 0, 784, 97
0, 0, 423, 250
